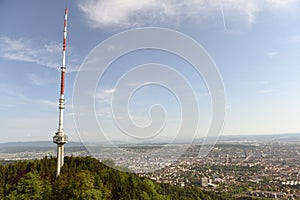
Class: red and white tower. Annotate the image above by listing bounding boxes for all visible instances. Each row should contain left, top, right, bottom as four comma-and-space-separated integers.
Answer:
53, 8, 69, 177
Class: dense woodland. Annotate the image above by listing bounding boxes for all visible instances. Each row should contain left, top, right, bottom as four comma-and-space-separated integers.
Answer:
0, 156, 230, 200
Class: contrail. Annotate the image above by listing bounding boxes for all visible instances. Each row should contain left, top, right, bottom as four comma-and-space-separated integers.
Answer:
219, 0, 227, 31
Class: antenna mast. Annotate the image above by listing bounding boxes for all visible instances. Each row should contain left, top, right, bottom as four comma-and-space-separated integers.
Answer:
53, 8, 69, 177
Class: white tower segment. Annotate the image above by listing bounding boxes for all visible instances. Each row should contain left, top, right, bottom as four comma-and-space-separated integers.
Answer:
53, 8, 69, 177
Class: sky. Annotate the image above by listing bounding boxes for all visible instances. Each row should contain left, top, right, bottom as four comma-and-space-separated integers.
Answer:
0, 0, 300, 143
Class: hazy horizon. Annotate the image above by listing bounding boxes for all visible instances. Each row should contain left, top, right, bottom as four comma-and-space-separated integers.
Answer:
1, 132, 299, 144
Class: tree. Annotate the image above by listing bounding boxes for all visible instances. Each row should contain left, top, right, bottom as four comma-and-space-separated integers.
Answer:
0, 157, 219, 199
68, 170, 102, 200
142, 179, 166, 200
8, 171, 51, 200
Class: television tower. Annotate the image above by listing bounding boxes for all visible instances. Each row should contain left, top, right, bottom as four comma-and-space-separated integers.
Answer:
53, 8, 69, 177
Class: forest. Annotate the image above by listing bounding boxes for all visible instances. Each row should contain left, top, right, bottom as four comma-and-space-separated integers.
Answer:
0, 156, 229, 200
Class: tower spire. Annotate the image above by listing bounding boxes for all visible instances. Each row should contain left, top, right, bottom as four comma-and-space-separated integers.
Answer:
53, 8, 69, 177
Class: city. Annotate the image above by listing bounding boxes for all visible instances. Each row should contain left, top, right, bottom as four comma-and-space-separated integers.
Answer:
144, 143, 300, 199
1, 134, 299, 199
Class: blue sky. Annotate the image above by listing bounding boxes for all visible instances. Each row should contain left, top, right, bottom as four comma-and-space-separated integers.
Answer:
0, 0, 300, 142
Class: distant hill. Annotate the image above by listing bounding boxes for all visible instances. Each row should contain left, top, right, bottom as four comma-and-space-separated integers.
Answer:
0, 141, 86, 153
1, 133, 299, 154
0, 156, 225, 199
217, 133, 300, 144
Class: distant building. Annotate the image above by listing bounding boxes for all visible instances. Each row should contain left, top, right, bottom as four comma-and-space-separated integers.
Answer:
200, 177, 208, 187
225, 154, 231, 165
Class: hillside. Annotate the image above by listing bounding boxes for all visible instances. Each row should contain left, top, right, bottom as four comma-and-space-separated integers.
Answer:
0, 156, 227, 200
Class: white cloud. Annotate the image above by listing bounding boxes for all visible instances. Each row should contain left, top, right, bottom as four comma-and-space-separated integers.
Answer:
258, 81, 270, 85
0, 35, 79, 71
94, 90, 113, 117
104, 88, 117, 94
0, 104, 15, 111
267, 51, 278, 58
78, 0, 299, 29
199, 92, 210, 97
36, 99, 57, 107
264, 0, 299, 9
0, 35, 59, 68
258, 89, 275, 94
27, 73, 44, 86
0, 84, 27, 100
